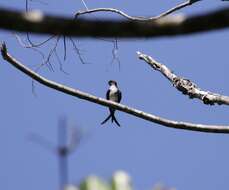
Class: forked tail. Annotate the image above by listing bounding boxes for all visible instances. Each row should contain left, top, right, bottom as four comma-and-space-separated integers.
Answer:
101, 109, 121, 127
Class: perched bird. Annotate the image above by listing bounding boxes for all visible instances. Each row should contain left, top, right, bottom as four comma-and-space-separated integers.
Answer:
101, 80, 122, 127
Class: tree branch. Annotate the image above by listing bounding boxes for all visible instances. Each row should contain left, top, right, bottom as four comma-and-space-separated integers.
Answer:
137, 51, 229, 106
75, 0, 202, 21
0, 7, 229, 38
1, 43, 229, 133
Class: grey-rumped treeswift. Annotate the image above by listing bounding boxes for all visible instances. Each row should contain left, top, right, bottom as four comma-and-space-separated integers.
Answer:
101, 80, 122, 127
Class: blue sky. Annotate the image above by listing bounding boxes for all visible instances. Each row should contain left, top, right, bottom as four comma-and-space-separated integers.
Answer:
1, 1, 229, 190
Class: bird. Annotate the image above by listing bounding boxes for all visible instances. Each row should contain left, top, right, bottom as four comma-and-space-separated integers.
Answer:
101, 80, 122, 127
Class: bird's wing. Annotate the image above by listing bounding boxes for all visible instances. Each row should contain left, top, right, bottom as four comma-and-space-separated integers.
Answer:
117, 90, 122, 103
106, 89, 110, 100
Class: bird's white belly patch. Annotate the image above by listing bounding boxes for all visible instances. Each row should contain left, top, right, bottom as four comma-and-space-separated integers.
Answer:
109, 92, 119, 102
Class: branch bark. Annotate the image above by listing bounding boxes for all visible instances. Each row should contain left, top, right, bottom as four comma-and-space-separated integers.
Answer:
137, 52, 229, 106
1, 43, 229, 133
0, 7, 229, 38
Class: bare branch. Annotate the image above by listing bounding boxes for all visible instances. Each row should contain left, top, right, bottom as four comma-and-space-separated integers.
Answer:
0, 7, 229, 38
69, 37, 89, 64
54, 50, 69, 74
75, 8, 149, 21
14, 33, 45, 58
63, 36, 67, 61
110, 38, 121, 69
156, 0, 202, 19
25, 35, 56, 48
75, 0, 202, 21
44, 36, 61, 71
137, 51, 229, 106
80, 0, 89, 10
2, 43, 229, 133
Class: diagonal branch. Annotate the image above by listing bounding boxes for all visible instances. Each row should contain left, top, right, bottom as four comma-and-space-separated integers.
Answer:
0, 7, 229, 38
75, 0, 202, 21
137, 51, 229, 106
1, 43, 229, 133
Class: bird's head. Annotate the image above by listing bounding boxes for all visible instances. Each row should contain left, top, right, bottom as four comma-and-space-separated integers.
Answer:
108, 80, 117, 86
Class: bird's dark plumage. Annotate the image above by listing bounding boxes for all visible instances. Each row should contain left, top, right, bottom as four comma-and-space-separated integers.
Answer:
101, 80, 122, 127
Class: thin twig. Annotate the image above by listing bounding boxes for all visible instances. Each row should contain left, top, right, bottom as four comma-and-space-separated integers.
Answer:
25, 0, 36, 47
81, 0, 89, 10
26, 35, 56, 48
30, 36, 63, 94
44, 36, 61, 71
30, 37, 61, 95
25, 33, 56, 47
156, 0, 202, 19
78, 0, 122, 67
75, 8, 148, 21
54, 50, 69, 74
69, 37, 89, 64
75, 0, 202, 21
63, 36, 67, 61
110, 38, 121, 70
2, 43, 229, 133
137, 51, 229, 106
14, 33, 46, 96
14, 33, 45, 59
